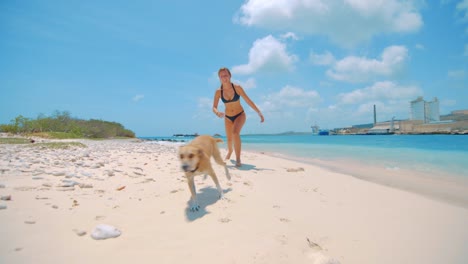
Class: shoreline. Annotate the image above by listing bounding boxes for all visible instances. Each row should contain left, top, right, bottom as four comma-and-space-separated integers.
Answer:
1, 138, 467, 263
252, 149, 468, 210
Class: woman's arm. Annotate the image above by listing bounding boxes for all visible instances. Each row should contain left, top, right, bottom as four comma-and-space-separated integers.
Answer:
236, 85, 264, 122
212, 89, 224, 118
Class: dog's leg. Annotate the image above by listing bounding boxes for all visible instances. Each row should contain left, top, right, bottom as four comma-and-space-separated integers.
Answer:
212, 144, 231, 180
186, 175, 200, 211
207, 169, 224, 199
223, 165, 231, 180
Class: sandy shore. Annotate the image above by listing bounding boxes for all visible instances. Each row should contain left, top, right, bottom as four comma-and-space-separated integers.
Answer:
1, 138, 467, 264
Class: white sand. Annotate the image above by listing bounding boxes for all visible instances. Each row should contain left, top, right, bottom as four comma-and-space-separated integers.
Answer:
0, 138, 467, 264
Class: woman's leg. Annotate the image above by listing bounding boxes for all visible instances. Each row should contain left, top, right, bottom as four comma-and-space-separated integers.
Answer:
224, 119, 234, 160
232, 113, 246, 166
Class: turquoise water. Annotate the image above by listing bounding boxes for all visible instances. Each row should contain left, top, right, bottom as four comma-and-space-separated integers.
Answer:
239, 134, 468, 177
143, 134, 468, 178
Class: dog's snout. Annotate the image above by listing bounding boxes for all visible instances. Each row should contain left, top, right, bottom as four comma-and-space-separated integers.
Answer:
181, 164, 190, 172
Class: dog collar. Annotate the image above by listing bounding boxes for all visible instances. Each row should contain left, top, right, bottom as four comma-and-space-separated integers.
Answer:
190, 166, 199, 173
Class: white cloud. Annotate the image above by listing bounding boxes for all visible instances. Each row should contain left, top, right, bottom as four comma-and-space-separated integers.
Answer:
234, 77, 257, 90
235, 0, 423, 47
280, 32, 299, 40
457, 0, 468, 20
415, 43, 425, 50
260, 85, 321, 113
307, 81, 423, 126
441, 99, 457, 107
197, 97, 212, 109
337, 81, 422, 104
326, 45, 408, 83
448, 69, 466, 79
132, 94, 144, 102
310, 51, 336, 65
232, 35, 298, 75
457, 0, 468, 34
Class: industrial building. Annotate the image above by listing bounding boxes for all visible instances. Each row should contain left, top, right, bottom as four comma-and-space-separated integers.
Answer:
410, 97, 440, 123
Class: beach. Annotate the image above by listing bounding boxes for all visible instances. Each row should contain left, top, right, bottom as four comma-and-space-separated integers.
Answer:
1, 137, 467, 264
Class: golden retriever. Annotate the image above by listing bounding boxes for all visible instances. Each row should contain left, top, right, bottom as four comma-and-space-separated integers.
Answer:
178, 135, 231, 211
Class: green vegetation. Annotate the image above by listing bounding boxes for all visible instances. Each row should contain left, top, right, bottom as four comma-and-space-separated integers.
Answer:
28, 142, 87, 149
0, 138, 31, 144
0, 111, 135, 139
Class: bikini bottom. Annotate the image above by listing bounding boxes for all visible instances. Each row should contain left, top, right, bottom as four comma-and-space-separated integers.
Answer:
225, 111, 244, 122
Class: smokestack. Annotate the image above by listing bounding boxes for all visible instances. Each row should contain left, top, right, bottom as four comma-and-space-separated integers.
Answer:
373, 104, 377, 125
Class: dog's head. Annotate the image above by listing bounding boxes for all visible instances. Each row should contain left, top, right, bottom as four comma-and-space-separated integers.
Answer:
178, 145, 203, 173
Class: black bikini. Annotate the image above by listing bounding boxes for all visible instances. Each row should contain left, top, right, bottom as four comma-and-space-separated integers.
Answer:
221, 83, 244, 122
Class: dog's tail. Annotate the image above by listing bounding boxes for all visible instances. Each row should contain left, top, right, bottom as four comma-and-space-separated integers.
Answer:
215, 138, 223, 144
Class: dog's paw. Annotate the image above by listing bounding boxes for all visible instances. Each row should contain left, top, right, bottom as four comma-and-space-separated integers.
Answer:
190, 204, 200, 212
189, 200, 200, 212
218, 191, 226, 200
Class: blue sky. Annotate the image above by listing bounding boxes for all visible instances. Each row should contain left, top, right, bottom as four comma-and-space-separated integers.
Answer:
1, 0, 467, 136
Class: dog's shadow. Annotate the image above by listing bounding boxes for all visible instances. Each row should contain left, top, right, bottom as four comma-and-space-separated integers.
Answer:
185, 187, 232, 221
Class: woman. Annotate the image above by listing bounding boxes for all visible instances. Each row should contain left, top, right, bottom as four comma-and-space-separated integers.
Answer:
212, 67, 264, 167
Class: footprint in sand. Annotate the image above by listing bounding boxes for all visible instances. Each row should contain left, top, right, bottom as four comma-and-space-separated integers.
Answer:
306, 237, 341, 264
276, 234, 288, 245
72, 229, 87, 236
218, 217, 231, 223
286, 167, 304, 172
95, 215, 106, 221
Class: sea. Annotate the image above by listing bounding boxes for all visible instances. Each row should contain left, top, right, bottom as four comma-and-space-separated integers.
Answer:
141, 134, 468, 206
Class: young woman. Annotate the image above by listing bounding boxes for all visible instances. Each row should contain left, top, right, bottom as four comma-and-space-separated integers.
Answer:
212, 67, 264, 167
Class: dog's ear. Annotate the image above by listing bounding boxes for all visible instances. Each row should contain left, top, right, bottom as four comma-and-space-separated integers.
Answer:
197, 149, 204, 156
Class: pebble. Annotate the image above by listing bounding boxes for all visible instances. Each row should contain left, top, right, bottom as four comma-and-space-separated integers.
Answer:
0, 195, 11, 201
81, 172, 92, 177
0, 204, 7, 210
90, 224, 121, 240
73, 229, 87, 236
59, 180, 80, 187
0, 184, 5, 188
57, 187, 75, 192
78, 183, 93, 188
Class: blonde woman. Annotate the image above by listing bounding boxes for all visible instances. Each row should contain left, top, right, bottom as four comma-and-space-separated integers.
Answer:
212, 67, 264, 167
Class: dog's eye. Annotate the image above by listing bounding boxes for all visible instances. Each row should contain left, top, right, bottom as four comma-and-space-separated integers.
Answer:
179, 154, 184, 159
188, 154, 194, 159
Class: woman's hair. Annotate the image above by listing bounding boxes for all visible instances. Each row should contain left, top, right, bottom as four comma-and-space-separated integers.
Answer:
218, 67, 231, 77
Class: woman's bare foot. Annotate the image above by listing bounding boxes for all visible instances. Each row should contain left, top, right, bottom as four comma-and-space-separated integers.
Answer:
225, 150, 233, 160
235, 160, 242, 167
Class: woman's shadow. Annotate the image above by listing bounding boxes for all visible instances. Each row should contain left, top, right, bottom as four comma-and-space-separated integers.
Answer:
185, 186, 232, 221
228, 161, 272, 172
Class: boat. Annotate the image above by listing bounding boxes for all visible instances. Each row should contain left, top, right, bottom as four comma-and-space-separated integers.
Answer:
318, 129, 329, 135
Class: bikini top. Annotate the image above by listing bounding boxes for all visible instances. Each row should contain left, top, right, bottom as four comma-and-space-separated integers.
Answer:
221, 83, 240, 103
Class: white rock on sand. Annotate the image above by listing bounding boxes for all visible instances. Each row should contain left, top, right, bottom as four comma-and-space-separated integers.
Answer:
90, 224, 121, 240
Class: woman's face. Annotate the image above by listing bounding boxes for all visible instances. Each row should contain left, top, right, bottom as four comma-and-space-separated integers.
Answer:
218, 70, 231, 83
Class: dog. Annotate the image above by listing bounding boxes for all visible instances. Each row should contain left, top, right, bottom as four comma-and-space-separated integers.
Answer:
178, 135, 231, 211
